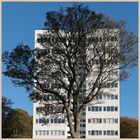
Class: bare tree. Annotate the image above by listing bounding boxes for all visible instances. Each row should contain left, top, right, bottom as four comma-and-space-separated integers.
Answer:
2, 4, 137, 138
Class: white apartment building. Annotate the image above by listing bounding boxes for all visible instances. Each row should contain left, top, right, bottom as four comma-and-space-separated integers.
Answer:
33, 30, 120, 139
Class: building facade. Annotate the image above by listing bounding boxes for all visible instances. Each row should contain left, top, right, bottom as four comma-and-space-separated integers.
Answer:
33, 30, 120, 138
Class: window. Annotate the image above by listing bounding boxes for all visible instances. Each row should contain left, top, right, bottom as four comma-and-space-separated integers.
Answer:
102, 106, 118, 112
92, 130, 94, 135
62, 131, 65, 135
82, 112, 86, 116
96, 96, 98, 99
102, 93, 118, 100
46, 119, 49, 123
111, 83, 114, 88
107, 94, 110, 99
114, 83, 118, 88
37, 37, 46, 43
58, 118, 61, 123
88, 118, 102, 124
111, 95, 114, 99
54, 118, 57, 123
106, 83, 110, 88
51, 119, 53, 123
46, 105, 50, 112
39, 119, 43, 123
51, 131, 53, 135
115, 95, 118, 99
107, 130, 110, 135
107, 106, 110, 111
115, 131, 118, 135
46, 131, 49, 135
110, 118, 114, 123
115, 107, 118, 111
82, 124, 86, 127
95, 106, 98, 111
103, 94, 106, 99
43, 118, 46, 123
103, 118, 119, 124
83, 119, 86, 122
88, 106, 118, 112
58, 130, 62, 135
88, 119, 91, 123
99, 95, 102, 99
80, 119, 86, 122
89, 106, 102, 111
38, 99, 43, 104
115, 119, 118, 123
43, 130, 45, 136
39, 130, 42, 136
88, 130, 118, 136
83, 131, 85, 134
88, 106, 91, 111
35, 131, 38, 135
95, 130, 98, 135
111, 130, 114, 135
92, 118, 95, 123
36, 119, 38, 123
111, 106, 114, 111
106, 118, 110, 123
36, 107, 42, 112
99, 131, 102, 135
88, 131, 91, 135
54, 130, 57, 136
106, 82, 118, 88
62, 119, 65, 123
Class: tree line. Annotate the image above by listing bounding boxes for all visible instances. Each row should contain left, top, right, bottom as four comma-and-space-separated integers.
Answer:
2, 96, 138, 138
2, 96, 32, 138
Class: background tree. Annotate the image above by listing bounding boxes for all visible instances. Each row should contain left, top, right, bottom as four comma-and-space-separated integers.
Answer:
2, 4, 137, 138
2, 96, 13, 138
5, 109, 32, 138
2, 98, 32, 138
120, 117, 138, 138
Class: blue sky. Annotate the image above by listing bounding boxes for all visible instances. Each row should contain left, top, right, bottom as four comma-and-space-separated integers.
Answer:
2, 2, 138, 118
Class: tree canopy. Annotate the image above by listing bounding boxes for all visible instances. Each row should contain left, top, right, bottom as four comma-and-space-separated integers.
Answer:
120, 117, 138, 138
6, 109, 32, 138
2, 96, 13, 138
2, 96, 13, 122
3, 108, 32, 138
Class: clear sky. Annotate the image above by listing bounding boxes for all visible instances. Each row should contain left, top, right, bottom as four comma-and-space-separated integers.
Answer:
2, 2, 138, 118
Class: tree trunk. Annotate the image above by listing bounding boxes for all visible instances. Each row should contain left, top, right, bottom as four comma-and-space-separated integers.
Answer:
66, 107, 76, 138
74, 113, 80, 138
